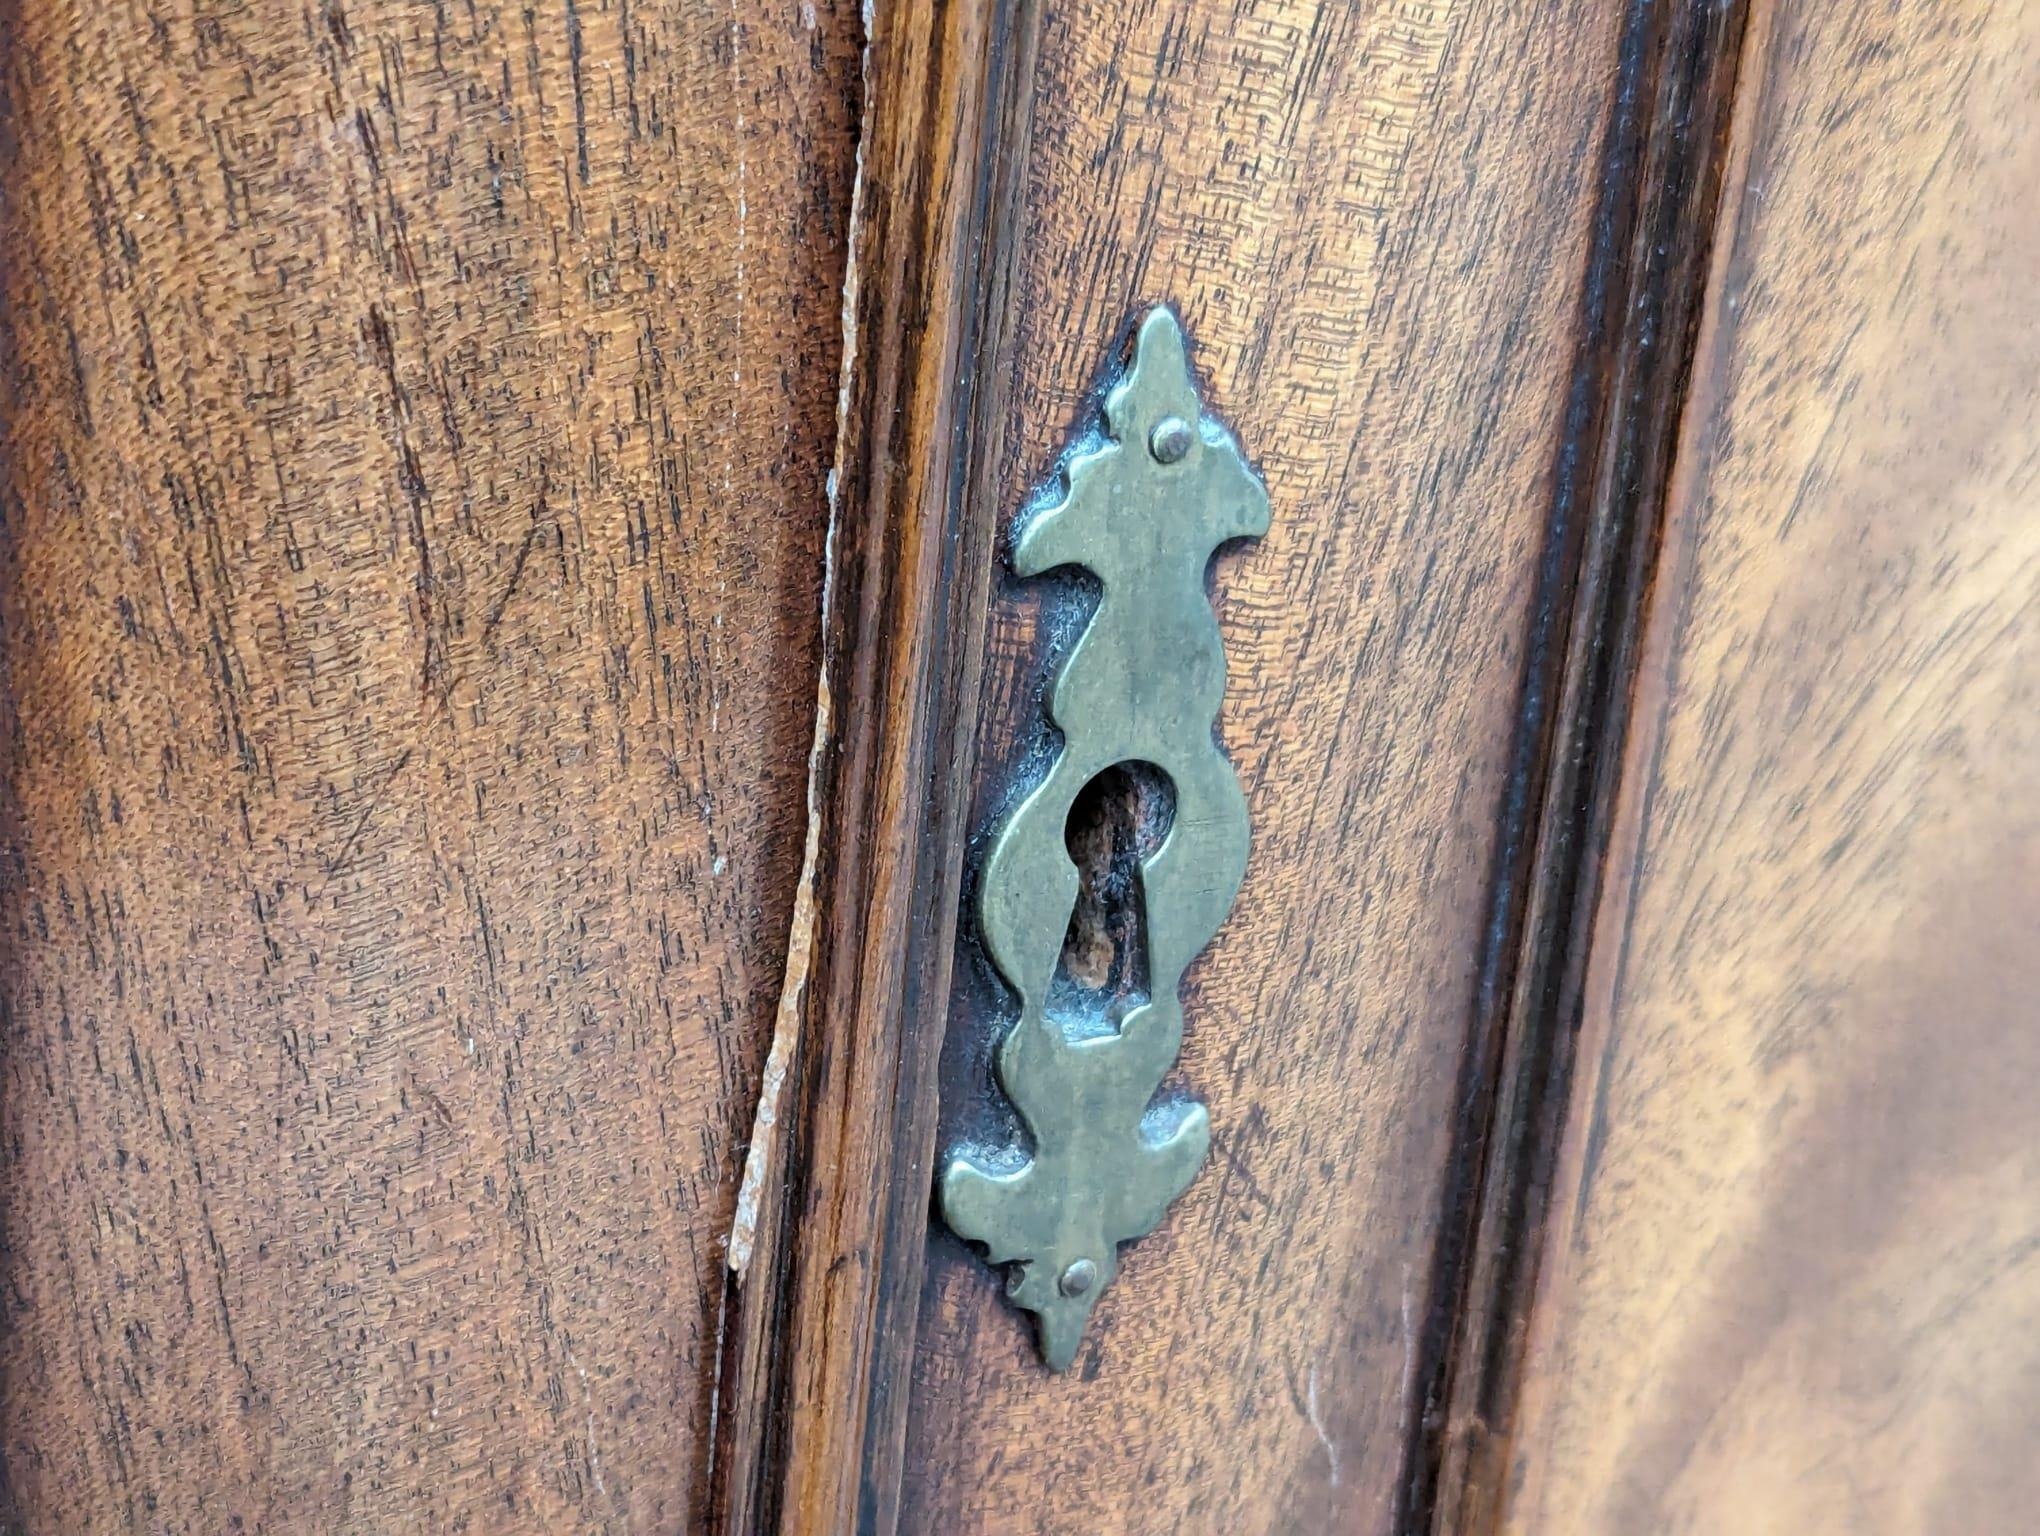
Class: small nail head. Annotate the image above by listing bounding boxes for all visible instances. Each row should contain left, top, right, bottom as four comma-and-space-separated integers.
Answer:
1149, 416, 1194, 464
1058, 1258, 1098, 1297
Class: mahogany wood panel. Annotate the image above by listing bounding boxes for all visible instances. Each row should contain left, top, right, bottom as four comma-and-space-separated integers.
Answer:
0, 0, 856, 1528
1502, 1, 2040, 1531
899, 0, 1635, 1529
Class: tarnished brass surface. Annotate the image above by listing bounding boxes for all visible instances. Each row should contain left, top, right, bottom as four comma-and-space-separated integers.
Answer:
941, 309, 1268, 1370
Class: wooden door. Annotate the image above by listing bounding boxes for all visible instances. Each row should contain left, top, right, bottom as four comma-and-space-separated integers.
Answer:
0, 0, 858, 1526
2, 0, 2033, 1532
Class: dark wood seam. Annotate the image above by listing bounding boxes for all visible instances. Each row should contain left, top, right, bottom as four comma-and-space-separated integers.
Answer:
1397, 0, 1758, 1531
854, 2, 1049, 1530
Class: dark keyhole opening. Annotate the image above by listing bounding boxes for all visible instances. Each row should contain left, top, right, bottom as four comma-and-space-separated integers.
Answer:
1046, 760, 1176, 1038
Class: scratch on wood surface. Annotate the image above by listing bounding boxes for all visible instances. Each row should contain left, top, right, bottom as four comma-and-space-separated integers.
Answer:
1307, 1360, 1342, 1487
1399, 1259, 1419, 1449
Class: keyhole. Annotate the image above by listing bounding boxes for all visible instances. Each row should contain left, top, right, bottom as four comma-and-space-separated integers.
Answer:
1047, 761, 1176, 1036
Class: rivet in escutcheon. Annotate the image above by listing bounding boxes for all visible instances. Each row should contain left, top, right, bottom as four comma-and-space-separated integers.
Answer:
1149, 415, 1194, 464
1058, 1258, 1098, 1298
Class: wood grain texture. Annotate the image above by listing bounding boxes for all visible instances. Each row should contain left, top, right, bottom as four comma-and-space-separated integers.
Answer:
1502, 1, 2040, 1531
902, 0, 1634, 1529
0, 0, 856, 1527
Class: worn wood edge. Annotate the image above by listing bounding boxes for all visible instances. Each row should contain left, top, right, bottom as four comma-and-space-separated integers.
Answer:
704, 0, 1043, 1530
1401, 1, 1757, 1531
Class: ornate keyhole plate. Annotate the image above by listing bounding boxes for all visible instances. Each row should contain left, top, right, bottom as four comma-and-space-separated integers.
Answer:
941, 308, 1268, 1371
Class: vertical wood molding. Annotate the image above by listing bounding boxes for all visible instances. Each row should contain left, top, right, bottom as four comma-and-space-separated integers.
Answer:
706, 0, 1044, 1529
1405, 1, 1757, 1530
